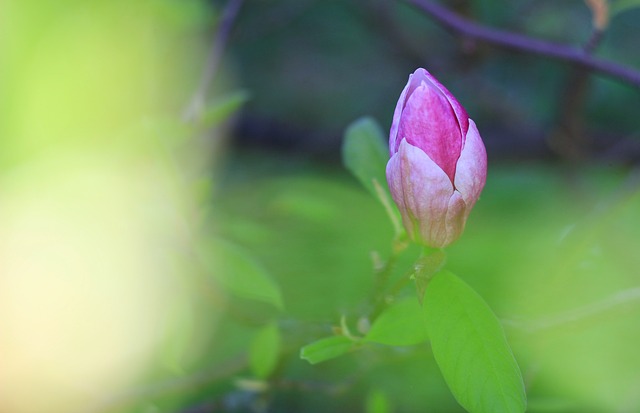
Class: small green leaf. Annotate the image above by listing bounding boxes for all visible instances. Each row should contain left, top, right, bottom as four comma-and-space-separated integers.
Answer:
300, 336, 355, 365
202, 239, 284, 310
249, 322, 281, 378
342, 117, 388, 198
199, 90, 250, 128
365, 297, 428, 346
342, 117, 403, 234
424, 271, 526, 413
153, 0, 216, 30
611, 0, 640, 17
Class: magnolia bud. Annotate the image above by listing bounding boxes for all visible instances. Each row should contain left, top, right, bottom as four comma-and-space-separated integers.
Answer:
386, 68, 487, 248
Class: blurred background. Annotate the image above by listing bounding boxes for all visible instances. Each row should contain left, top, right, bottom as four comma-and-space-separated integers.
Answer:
2, 0, 640, 412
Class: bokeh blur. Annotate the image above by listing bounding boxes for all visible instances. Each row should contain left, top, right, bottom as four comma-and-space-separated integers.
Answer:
2, 0, 640, 412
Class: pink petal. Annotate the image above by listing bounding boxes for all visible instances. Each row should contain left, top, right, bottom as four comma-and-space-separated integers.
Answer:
421, 69, 469, 141
397, 82, 462, 183
405, 68, 430, 101
440, 191, 467, 247
389, 73, 413, 155
386, 139, 459, 247
453, 119, 487, 211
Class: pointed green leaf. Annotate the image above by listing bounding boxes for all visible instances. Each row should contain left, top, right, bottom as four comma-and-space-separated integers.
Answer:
342, 117, 388, 198
424, 271, 526, 413
199, 90, 250, 128
300, 336, 355, 365
365, 297, 428, 346
249, 322, 281, 378
611, 0, 640, 16
202, 239, 284, 310
342, 117, 402, 234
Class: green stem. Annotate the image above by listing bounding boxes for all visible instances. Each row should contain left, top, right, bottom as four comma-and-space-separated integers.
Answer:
371, 235, 408, 300
413, 247, 446, 304
373, 178, 404, 237
370, 246, 446, 321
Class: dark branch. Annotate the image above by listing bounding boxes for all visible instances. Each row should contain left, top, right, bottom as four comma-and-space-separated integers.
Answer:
405, 0, 640, 90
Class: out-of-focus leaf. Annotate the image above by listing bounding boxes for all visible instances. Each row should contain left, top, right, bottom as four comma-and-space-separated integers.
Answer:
611, 0, 640, 16
199, 90, 250, 128
424, 271, 526, 413
300, 336, 355, 365
342, 117, 402, 235
365, 297, 428, 346
366, 389, 391, 413
203, 239, 284, 310
153, 0, 216, 29
249, 322, 281, 378
342, 117, 388, 198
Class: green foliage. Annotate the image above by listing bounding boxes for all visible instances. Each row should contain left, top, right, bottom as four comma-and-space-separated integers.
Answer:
199, 90, 250, 129
249, 322, 281, 378
365, 297, 428, 346
342, 117, 402, 234
365, 390, 391, 413
203, 238, 284, 311
152, 0, 215, 29
300, 336, 356, 365
342, 117, 388, 198
424, 271, 526, 413
213, 158, 640, 412
216, 172, 392, 320
611, 0, 640, 16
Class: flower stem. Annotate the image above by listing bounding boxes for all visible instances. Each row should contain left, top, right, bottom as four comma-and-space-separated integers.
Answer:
413, 247, 446, 304
370, 246, 446, 321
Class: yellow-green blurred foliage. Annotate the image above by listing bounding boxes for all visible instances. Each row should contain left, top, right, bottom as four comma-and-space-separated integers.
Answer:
0, 1, 220, 412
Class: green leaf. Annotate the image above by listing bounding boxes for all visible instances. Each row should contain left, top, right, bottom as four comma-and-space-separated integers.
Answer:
153, 0, 216, 30
249, 322, 281, 378
424, 271, 526, 413
342, 117, 388, 197
365, 297, 428, 346
300, 336, 355, 365
202, 239, 284, 310
199, 90, 250, 128
342, 117, 402, 234
611, 0, 640, 16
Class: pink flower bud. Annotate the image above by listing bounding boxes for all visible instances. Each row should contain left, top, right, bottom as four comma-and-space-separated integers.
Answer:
386, 68, 487, 248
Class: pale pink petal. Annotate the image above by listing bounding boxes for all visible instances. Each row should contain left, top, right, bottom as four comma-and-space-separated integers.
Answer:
389, 73, 413, 155
439, 191, 467, 247
405, 68, 430, 99
396, 82, 462, 182
386, 139, 455, 246
453, 119, 487, 211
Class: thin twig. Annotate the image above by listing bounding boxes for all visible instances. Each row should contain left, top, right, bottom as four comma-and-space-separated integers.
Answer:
183, 0, 245, 122
549, 25, 604, 160
404, 0, 640, 90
